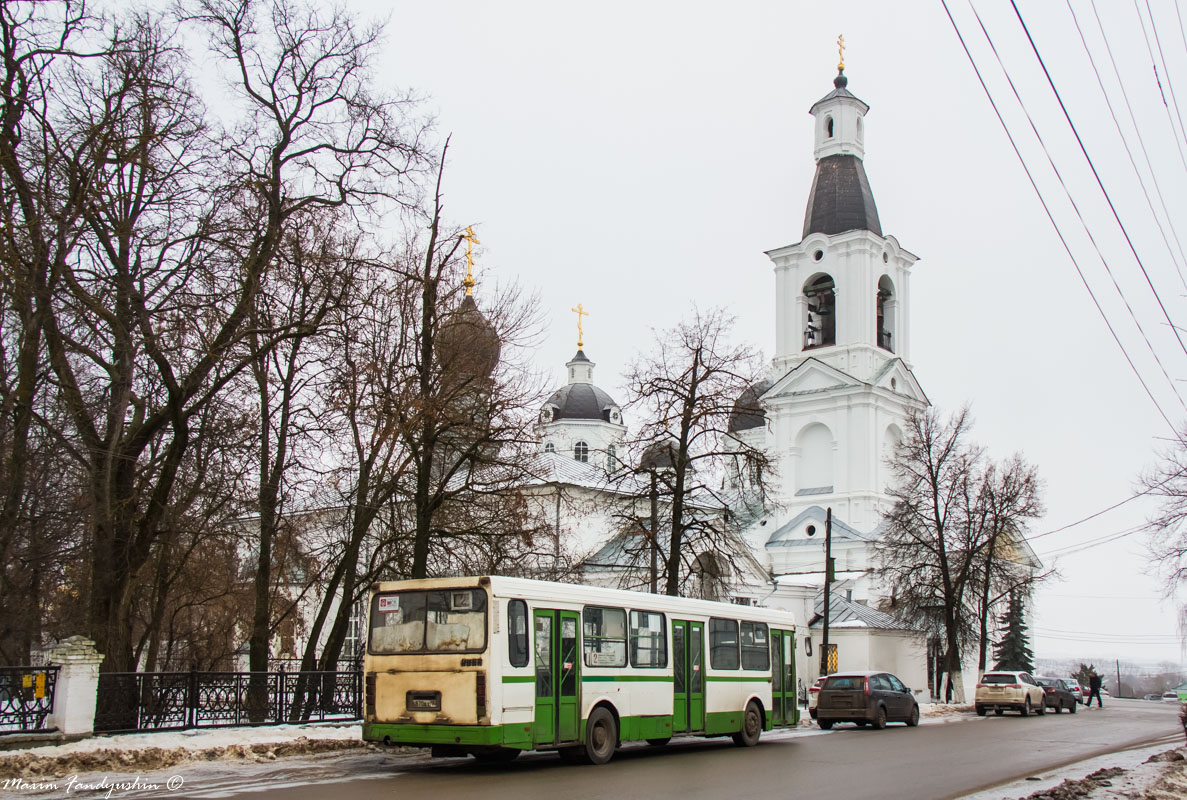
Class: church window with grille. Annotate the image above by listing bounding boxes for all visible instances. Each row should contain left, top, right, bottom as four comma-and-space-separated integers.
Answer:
877, 275, 895, 352
607, 444, 617, 471
544, 442, 555, 453
574, 441, 589, 462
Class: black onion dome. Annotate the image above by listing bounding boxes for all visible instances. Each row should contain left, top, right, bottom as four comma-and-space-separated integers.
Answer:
802, 154, 881, 237
544, 383, 621, 423
437, 295, 500, 380
728, 379, 771, 433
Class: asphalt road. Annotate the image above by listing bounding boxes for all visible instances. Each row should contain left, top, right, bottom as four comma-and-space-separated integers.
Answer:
81, 699, 1187, 800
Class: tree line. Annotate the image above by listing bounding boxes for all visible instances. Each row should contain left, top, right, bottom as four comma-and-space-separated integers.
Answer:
0, 0, 549, 673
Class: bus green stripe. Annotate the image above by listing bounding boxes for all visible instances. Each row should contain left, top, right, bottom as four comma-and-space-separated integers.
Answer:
501, 675, 535, 683
706, 675, 771, 682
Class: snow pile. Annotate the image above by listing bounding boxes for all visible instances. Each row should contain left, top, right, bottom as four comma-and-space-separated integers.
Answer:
0, 724, 368, 781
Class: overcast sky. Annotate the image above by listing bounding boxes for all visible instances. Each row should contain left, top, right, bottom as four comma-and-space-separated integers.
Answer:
351, 0, 1187, 664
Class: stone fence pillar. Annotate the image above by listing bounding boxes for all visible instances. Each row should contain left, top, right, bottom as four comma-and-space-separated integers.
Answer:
42, 636, 104, 738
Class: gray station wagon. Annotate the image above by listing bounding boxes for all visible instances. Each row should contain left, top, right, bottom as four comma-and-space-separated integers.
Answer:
815, 670, 920, 729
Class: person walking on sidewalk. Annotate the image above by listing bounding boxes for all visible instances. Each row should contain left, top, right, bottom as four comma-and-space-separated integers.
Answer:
1087, 672, 1104, 708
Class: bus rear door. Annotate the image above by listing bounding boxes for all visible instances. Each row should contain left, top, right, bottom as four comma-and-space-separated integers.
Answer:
533, 609, 580, 746
671, 619, 704, 733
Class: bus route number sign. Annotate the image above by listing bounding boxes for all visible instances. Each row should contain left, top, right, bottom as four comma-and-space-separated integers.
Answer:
377, 596, 401, 614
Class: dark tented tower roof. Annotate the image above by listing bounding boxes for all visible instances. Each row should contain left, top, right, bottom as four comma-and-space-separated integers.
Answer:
802, 154, 881, 238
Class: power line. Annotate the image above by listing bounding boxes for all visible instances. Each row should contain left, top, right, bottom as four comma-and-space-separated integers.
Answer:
1068, 0, 1187, 294
1023, 465, 1186, 543
1135, 0, 1187, 161
941, 0, 1184, 436
1034, 524, 1144, 558
1009, 0, 1187, 367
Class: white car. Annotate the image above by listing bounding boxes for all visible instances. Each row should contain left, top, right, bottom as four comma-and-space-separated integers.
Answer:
1163, 691, 1181, 703
975, 671, 1047, 717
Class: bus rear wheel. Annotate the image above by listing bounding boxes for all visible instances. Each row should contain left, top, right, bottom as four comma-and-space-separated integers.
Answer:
583, 707, 618, 765
732, 700, 762, 747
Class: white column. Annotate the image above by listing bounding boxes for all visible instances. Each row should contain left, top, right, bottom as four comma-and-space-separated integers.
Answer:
42, 636, 105, 738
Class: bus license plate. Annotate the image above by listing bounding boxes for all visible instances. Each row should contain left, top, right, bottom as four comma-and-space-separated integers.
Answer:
406, 691, 441, 711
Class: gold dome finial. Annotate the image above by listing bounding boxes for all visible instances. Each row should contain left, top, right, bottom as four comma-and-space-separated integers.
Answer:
570, 303, 589, 348
837, 34, 845, 72
462, 225, 480, 296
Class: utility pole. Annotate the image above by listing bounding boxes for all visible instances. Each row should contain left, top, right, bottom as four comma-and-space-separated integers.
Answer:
1116, 659, 1122, 699
649, 469, 658, 594
821, 507, 833, 674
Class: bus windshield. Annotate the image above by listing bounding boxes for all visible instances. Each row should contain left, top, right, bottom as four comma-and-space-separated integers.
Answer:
369, 588, 487, 654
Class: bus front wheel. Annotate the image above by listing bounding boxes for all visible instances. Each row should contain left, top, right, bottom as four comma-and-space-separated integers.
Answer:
732, 701, 762, 747
583, 707, 618, 765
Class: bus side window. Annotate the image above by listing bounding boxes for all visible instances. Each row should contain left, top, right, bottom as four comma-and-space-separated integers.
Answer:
740, 622, 769, 670
508, 599, 528, 667
709, 618, 739, 670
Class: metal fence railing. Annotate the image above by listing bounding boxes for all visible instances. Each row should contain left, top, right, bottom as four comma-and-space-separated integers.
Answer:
95, 668, 361, 734
0, 666, 59, 733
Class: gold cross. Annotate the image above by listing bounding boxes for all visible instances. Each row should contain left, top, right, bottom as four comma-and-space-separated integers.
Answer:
570, 303, 589, 348
837, 34, 845, 71
462, 226, 480, 296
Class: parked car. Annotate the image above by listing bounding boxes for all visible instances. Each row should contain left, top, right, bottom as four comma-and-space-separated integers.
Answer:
1035, 676, 1078, 713
1162, 691, 1180, 702
808, 675, 827, 719
1064, 680, 1084, 704
1145, 693, 1162, 701
815, 670, 919, 730
974, 671, 1047, 716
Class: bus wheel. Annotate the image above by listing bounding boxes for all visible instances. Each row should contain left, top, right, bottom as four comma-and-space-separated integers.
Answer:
583, 707, 618, 765
472, 747, 520, 763
646, 737, 671, 746
732, 701, 762, 747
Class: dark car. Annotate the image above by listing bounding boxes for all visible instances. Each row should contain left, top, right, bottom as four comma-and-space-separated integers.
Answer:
815, 670, 920, 730
1035, 676, 1078, 713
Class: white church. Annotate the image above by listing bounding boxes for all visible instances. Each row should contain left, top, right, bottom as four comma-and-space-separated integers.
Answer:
524, 63, 1041, 701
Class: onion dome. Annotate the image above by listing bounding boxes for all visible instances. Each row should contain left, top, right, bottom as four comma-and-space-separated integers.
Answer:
727, 379, 771, 433
437, 295, 500, 382
539, 349, 623, 425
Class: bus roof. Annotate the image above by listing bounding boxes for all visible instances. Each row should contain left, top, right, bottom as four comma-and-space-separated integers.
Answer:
371, 575, 797, 628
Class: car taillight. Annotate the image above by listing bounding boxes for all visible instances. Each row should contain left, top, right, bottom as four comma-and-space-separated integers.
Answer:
976, 684, 985, 689
1045, 688, 1054, 693
809, 687, 820, 693
864, 677, 871, 695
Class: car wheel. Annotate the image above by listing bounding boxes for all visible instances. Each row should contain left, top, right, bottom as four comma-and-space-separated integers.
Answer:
818, 719, 834, 730
1069, 700, 1077, 715
994, 709, 1004, 716
975, 705, 986, 717
732, 701, 762, 747
871, 704, 887, 730
582, 707, 618, 765
1022, 698, 1032, 717
906, 704, 919, 727
1053, 702, 1062, 714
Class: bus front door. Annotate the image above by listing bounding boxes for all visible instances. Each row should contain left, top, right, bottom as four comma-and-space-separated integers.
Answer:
671, 619, 704, 733
770, 628, 797, 726
533, 609, 581, 746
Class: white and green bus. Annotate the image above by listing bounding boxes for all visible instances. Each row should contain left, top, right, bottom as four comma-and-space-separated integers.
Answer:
362, 576, 799, 765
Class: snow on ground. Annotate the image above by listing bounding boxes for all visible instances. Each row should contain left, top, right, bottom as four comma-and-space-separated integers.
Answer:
960, 742, 1187, 800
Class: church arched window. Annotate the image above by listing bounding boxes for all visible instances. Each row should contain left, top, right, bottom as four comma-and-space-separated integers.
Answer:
826, 116, 834, 138
607, 444, 617, 471
574, 441, 589, 462
877, 275, 895, 352
803, 273, 836, 349
544, 442, 555, 454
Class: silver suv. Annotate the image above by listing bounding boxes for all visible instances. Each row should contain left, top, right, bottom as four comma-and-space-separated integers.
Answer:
974, 671, 1047, 717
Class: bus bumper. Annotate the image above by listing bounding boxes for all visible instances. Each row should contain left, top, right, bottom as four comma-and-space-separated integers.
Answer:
363, 721, 532, 749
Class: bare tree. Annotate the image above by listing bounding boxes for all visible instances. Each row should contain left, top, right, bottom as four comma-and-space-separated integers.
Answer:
1141, 424, 1187, 638
622, 307, 772, 596
876, 406, 1045, 702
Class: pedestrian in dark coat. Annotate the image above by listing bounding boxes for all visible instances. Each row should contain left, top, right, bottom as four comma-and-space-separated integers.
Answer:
1087, 673, 1103, 708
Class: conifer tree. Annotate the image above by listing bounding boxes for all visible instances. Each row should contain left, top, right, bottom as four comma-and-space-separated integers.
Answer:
993, 593, 1035, 672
